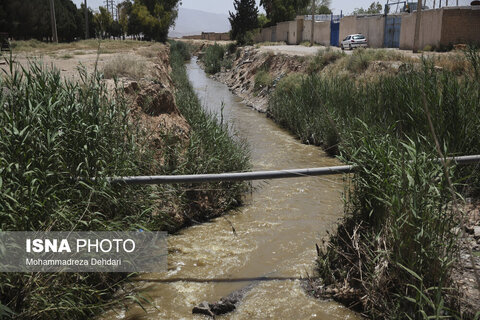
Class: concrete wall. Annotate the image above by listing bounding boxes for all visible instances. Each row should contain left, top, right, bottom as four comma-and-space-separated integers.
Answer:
302, 21, 331, 45
261, 27, 273, 42
441, 7, 480, 47
400, 10, 443, 50
339, 16, 357, 44
287, 20, 304, 44
276, 21, 290, 42
182, 35, 202, 40
340, 15, 385, 48
355, 15, 385, 48
201, 32, 230, 41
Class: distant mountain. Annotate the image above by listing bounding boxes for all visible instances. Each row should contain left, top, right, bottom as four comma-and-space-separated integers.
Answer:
169, 8, 230, 38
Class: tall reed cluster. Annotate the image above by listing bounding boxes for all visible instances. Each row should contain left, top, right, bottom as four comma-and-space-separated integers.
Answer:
0, 59, 160, 319
269, 47, 480, 318
169, 41, 251, 219
0, 42, 250, 319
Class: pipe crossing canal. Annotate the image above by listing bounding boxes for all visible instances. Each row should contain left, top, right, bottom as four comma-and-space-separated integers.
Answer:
102, 58, 361, 319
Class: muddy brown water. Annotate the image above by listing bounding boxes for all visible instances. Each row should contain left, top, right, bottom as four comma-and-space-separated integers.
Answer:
102, 58, 360, 319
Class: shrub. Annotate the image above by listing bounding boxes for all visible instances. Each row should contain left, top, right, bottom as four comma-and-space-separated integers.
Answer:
202, 43, 225, 74
307, 47, 345, 73
102, 55, 147, 80
0, 59, 159, 319
254, 70, 273, 92
227, 42, 237, 55
318, 130, 460, 319
423, 44, 434, 52
168, 40, 191, 61
170, 43, 251, 217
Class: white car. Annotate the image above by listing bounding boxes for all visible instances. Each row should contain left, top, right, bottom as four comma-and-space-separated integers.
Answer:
340, 34, 368, 50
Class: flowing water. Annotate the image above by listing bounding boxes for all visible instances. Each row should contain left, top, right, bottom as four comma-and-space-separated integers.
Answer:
103, 59, 360, 319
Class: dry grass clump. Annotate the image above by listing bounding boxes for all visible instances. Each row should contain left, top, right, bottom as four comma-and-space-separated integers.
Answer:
343, 48, 410, 73
137, 43, 164, 58
307, 47, 345, 73
102, 55, 148, 80
11, 39, 150, 53
434, 52, 470, 75
255, 41, 286, 48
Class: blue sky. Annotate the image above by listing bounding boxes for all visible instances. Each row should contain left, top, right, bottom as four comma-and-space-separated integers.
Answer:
71, 0, 378, 15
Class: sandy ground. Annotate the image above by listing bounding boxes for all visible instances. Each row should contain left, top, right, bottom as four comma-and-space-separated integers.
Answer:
0, 46, 156, 82
257, 44, 461, 59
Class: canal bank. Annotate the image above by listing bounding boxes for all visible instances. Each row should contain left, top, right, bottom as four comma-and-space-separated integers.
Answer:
101, 53, 361, 319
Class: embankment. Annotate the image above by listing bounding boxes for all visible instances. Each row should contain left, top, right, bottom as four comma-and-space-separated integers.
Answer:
200, 44, 480, 319
0, 42, 249, 319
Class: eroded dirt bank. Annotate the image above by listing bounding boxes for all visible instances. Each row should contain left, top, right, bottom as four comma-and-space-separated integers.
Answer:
211, 46, 309, 113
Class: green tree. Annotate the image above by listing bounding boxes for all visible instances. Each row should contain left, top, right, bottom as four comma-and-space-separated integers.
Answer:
77, 3, 96, 39
260, 0, 310, 24
0, 0, 84, 42
118, 0, 133, 37
258, 13, 270, 28
128, 0, 179, 42
94, 6, 113, 38
316, 0, 332, 14
229, 0, 259, 45
353, 1, 383, 14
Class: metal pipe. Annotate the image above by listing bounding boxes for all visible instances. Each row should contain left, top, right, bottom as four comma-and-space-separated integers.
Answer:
107, 166, 355, 185
103, 155, 480, 185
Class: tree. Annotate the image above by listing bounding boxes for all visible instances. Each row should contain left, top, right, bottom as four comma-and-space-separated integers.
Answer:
128, 0, 179, 42
258, 13, 270, 28
229, 0, 259, 45
353, 1, 383, 15
260, 0, 310, 24
94, 6, 113, 38
77, 3, 96, 39
316, 0, 332, 14
118, 0, 133, 37
0, 0, 84, 41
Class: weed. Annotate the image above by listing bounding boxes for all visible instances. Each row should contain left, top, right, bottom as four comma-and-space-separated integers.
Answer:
254, 70, 273, 92
307, 47, 345, 73
269, 48, 480, 318
319, 130, 460, 319
102, 55, 147, 80
170, 42, 251, 218
201, 43, 225, 74
0, 59, 159, 319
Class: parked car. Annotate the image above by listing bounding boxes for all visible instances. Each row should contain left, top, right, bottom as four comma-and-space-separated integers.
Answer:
340, 34, 368, 50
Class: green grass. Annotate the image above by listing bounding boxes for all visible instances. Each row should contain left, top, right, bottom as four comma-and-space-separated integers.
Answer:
0, 41, 250, 319
0, 59, 161, 319
254, 70, 273, 92
318, 131, 460, 319
201, 43, 226, 74
268, 47, 480, 318
307, 47, 345, 74
169, 41, 251, 218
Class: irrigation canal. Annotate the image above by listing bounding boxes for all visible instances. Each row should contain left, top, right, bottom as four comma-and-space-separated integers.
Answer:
102, 58, 361, 319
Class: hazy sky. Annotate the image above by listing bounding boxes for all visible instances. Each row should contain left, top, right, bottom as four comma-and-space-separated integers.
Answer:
72, 0, 377, 16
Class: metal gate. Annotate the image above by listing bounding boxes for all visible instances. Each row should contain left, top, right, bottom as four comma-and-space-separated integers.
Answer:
330, 20, 340, 46
384, 16, 402, 48
271, 26, 276, 42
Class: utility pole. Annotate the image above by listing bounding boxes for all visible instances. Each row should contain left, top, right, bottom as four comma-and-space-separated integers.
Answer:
310, 0, 315, 46
49, 0, 58, 43
84, 0, 89, 39
413, 0, 423, 53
